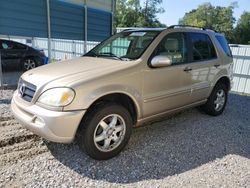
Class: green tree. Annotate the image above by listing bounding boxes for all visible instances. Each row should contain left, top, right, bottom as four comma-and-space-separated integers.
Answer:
115, 0, 166, 28
140, 0, 165, 27
179, 3, 236, 42
234, 12, 250, 44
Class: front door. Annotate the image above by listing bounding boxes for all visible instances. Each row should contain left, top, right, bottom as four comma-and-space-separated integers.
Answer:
143, 32, 193, 118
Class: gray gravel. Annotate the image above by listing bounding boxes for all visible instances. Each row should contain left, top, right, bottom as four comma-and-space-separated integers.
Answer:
0, 89, 250, 187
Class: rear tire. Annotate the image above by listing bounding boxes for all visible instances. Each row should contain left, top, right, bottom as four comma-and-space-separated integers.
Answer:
201, 82, 228, 116
77, 103, 133, 160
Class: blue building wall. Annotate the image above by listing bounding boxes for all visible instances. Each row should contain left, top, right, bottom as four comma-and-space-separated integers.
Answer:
87, 7, 112, 41
0, 0, 47, 38
0, 0, 112, 41
50, 0, 85, 40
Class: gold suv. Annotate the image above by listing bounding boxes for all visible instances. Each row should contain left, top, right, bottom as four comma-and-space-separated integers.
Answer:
11, 25, 233, 160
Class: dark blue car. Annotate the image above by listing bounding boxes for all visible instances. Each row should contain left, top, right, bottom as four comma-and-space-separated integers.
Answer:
0, 39, 48, 71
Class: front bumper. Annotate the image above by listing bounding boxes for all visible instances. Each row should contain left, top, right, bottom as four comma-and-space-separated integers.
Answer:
11, 91, 86, 143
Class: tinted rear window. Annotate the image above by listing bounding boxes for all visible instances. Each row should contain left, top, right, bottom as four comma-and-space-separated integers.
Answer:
190, 33, 217, 61
215, 35, 232, 57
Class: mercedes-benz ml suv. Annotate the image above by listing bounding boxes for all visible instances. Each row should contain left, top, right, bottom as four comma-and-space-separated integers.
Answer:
11, 25, 233, 160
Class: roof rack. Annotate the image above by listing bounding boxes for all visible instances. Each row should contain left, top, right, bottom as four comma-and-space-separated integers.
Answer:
168, 25, 217, 32
120, 28, 165, 32
121, 29, 134, 32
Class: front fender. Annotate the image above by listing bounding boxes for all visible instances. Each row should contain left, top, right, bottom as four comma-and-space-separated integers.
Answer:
64, 84, 143, 119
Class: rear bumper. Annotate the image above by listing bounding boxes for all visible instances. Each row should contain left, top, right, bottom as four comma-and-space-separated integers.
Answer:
11, 91, 86, 143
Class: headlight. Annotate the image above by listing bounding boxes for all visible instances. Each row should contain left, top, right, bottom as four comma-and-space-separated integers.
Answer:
37, 88, 75, 107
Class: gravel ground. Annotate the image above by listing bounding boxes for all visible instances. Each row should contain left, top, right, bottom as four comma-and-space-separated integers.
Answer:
0, 89, 249, 187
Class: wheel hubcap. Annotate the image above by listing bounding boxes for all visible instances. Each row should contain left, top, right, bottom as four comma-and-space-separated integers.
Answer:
93, 114, 126, 152
24, 59, 36, 70
214, 89, 225, 111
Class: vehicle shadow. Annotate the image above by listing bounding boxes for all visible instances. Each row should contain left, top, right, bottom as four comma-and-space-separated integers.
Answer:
46, 94, 250, 184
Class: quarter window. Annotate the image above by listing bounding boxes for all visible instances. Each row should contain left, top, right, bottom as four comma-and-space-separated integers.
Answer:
215, 35, 232, 57
190, 33, 217, 61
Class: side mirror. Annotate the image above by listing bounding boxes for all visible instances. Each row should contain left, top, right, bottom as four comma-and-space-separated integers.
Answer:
150, 55, 172, 68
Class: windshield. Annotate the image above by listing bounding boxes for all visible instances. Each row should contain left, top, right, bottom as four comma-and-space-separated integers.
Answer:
84, 31, 161, 60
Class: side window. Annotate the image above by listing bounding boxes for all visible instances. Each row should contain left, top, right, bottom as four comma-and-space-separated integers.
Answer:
1, 41, 12, 49
13, 42, 26, 50
215, 35, 232, 57
190, 33, 217, 61
154, 32, 187, 65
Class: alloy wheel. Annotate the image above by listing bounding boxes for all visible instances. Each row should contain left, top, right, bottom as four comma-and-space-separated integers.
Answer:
24, 59, 36, 70
214, 89, 225, 111
93, 114, 126, 152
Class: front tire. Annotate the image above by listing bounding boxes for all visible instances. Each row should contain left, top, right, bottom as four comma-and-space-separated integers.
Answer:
201, 83, 228, 116
22, 58, 37, 71
77, 103, 133, 160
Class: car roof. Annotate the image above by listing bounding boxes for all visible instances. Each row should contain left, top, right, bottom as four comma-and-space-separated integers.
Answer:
0, 39, 26, 44
0, 39, 15, 42
0, 39, 31, 46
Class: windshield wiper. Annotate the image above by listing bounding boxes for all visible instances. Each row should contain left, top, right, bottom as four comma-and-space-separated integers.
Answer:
84, 51, 131, 61
98, 52, 124, 60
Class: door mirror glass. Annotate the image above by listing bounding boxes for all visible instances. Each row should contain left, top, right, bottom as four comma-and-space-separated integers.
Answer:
150, 55, 172, 68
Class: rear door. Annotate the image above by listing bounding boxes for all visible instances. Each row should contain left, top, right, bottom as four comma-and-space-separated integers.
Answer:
186, 32, 218, 102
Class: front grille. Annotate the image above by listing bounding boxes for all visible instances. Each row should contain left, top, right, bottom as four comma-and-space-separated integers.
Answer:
18, 79, 37, 102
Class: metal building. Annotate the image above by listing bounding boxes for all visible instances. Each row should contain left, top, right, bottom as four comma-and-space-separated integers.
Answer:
0, 0, 114, 57
0, 0, 114, 87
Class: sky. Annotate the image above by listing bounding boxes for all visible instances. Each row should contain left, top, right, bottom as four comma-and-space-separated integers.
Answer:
156, 0, 250, 26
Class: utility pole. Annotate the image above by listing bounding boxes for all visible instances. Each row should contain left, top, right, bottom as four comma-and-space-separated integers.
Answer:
46, 0, 52, 62
112, 0, 116, 34
0, 52, 3, 87
84, 0, 88, 54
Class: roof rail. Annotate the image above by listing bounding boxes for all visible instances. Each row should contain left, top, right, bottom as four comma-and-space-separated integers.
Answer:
120, 29, 134, 32
168, 25, 217, 32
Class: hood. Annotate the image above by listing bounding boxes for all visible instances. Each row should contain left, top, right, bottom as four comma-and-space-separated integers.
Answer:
21, 57, 135, 88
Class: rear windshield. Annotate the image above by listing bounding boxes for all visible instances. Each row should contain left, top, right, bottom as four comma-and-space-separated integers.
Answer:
215, 35, 232, 57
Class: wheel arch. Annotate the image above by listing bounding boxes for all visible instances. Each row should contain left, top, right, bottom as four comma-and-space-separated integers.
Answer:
79, 92, 141, 129
214, 76, 231, 91
207, 76, 231, 98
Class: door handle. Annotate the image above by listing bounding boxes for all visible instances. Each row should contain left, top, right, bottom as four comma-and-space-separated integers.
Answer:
184, 66, 192, 72
214, 64, 220, 68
